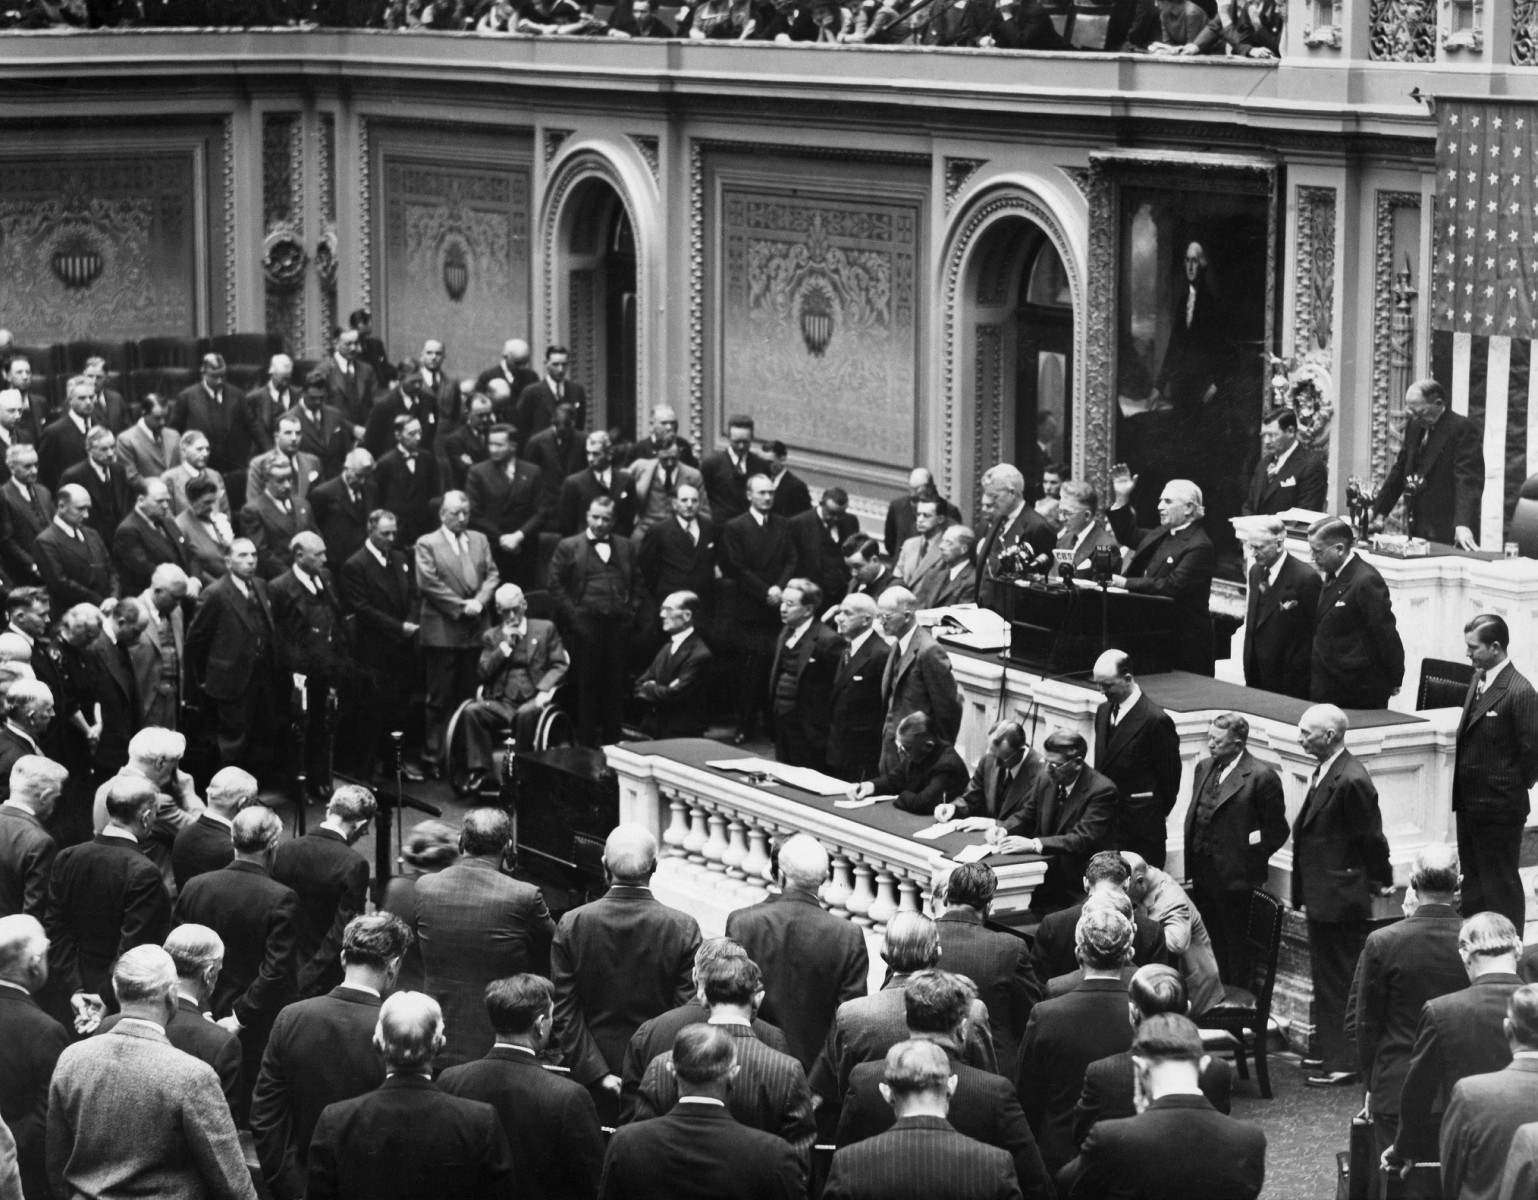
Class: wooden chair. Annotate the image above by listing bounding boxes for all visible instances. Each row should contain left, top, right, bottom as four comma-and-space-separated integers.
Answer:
1198, 887, 1284, 1099
1417, 657, 1473, 710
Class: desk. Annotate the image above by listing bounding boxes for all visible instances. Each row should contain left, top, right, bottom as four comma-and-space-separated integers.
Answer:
604, 738, 1047, 993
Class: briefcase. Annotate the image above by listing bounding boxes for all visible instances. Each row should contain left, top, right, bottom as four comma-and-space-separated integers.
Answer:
1338, 1113, 1374, 1200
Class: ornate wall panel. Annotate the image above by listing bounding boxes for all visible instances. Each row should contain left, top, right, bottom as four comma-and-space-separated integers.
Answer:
1369, 0, 1438, 60
262, 112, 305, 353
1370, 191, 1423, 485
0, 154, 198, 342
1294, 186, 1336, 352
972, 324, 1004, 499
1516, 0, 1538, 63
717, 184, 920, 464
317, 113, 338, 343
379, 153, 531, 376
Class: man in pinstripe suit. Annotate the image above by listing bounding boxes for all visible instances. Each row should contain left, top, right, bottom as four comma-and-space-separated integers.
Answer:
822, 1039, 1023, 1200
1454, 614, 1538, 930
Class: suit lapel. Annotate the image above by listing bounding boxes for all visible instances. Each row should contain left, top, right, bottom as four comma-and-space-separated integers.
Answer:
1463, 666, 1512, 729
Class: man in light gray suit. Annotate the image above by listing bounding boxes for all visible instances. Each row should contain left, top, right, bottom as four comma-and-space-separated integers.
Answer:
894, 497, 949, 585
628, 437, 710, 538
115, 395, 180, 488
133, 563, 190, 729
46, 943, 256, 1200
415, 490, 498, 777
162, 430, 229, 517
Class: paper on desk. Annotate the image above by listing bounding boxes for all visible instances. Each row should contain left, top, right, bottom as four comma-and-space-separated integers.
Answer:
835, 795, 897, 809
952, 843, 997, 864
704, 759, 849, 797
707, 757, 777, 774
913, 821, 960, 840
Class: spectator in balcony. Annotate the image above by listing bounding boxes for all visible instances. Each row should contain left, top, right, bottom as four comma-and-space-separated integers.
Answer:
608, 0, 678, 35
975, 0, 1069, 52
690, 0, 757, 38
1184, 0, 1280, 56
1147, 0, 1209, 51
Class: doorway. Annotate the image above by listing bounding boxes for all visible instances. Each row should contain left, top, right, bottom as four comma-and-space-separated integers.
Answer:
557, 177, 638, 442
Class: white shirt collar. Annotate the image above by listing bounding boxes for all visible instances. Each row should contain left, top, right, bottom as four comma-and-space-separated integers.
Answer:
1483, 658, 1513, 685
293, 564, 319, 594
1273, 441, 1297, 471
1118, 682, 1142, 712
52, 516, 79, 539
338, 982, 381, 998
785, 616, 812, 648
949, 560, 967, 580
202, 809, 234, 831
101, 825, 138, 844
1003, 500, 1026, 526
676, 1097, 726, 1107
1265, 552, 1287, 588
670, 627, 694, 653
68, 412, 89, 435
0, 979, 28, 996
366, 541, 388, 568
7, 624, 31, 648
231, 576, 250, 600
896, 626, 917, 656
1170, 520, 1193, 534
1, 798, 38, 817
848, 627, 877, 656
751, 509, 768, 526
333, 352, 351, 372
1314, 747, 1346, 780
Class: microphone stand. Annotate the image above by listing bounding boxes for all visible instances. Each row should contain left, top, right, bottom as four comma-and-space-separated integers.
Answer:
292, 674, 308, 836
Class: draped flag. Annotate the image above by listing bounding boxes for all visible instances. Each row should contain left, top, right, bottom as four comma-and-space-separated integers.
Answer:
1432, 99, 1538, 544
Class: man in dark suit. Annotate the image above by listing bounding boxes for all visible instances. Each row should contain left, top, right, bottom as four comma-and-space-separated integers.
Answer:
2, 444, 52, 580
0, 912, 71, 1200
514, 344, 586, 438
474, 339, 538, 417
726, 833, 869, 1071
1089, 650, 1180, 869
460, 583, 568, 778
36, 376, 98, 492
700, 415, 771, 524
44, 776, 170, 999
547, 496, 643, 748
993, 730, 1119, 918
1029, 855, 1168, 984
245, 354, 295, 453
844, 536, 897, 604
552, 826, 701, 1120
287, 373, 356, 482
339, 511, 423, 780
623, 403, 698, 468
1454, 613, 1538, 930
635, 591, 714, 739
89, 604, 145, 782
1015, 902, 1136, 1175
824, 593, 888, 782
847, 712, 969, 816
1388, 912, 1525, 1169
250, 913, 409, 1200
789, 486, 858, 607
930, 863, 1041, 1072
631, 954, 816, 1164
363, 351, 442, 458
944, 719, 1050, 829
1352, 843, 1469, 1186
170, 766, 256, 893
467, 423, 545, 590
172, 805, 299, 1120
823, 1038, 1022, 1200
0, 756, 65, 919
1183, 712, 1288, 982
1373, 378, 1485, 549
913, 525, 979, 610
1307, 517, 1406, 710
884, 468, 963, 562
439, 973, 606, 1200
240, 457, 319, 581
59, 427, 133, 547
184, 538, 284, 781
600, 1023, 805, 1200
170, 354, 265, 479
769, 577, 842, 770
876, 587, 961, 771
439, 393, 492, 494
1292, 703, 1394, 1087
637, 483, 718, 611
1056, 1013, 1265, 1200
321, 328, 378, 435
764, 441, 812, 519
1070, 965, 1233, 1151
719, 474, 798, 743
835, 971, 1051, 1200
1104, 471, 1216, 677
558, 430, 638, 538
975, 463, 1055, 614
309, 449, 377, 569
1242, 407, 1328, 516
373, 415, 440, 546
272, 786, 375, 1000
34, 483, 116, 616
524, 400, 585, 512
111, 477, 189, 598
411, 807, 556, 1068
304, 991, 514, 1200
1241, 516, 1321, 699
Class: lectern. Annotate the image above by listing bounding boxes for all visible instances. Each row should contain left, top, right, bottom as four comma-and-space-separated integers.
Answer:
1000, 581, 1178, 675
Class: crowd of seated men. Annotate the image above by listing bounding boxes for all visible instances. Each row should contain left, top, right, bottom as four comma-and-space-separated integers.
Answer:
2, 0, 1282, 57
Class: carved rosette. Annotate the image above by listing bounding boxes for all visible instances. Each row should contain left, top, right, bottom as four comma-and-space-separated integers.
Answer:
544, 128, 573, 168
1293, 186, 1336, 353
262, 113, 305, 346
1516, 0, 1538, 63
262, 225, 309, 292
1368, 0, 1438, 60
943, 158, 987, 215
1369, 192, 1422, 484
629, 135, 661, 185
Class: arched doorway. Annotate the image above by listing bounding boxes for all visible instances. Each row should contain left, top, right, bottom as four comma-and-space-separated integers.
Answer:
555, 176, 638, 443
958, 213, 1076, 505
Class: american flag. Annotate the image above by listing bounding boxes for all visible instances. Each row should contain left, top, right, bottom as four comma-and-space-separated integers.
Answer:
1433, 99, 1538, 543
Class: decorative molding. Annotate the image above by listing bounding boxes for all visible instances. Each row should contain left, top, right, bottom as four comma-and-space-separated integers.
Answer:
973, 324, 1003, 510
261, 112, 305, 352
569, 268, 598, 399
1369, 0, 1438, 60
1061, 167, 1091, 203
628, 135, 660, 185
221, 115, 235, 336
940, 187, 1084, 500
689, 140, 705, 445
1293, 186, 1336, 353
544, 128, 573, 168
1517, 0, 1538, 63
1369, 191, 1422, 485
358, 115, 372, 314
316, 112, 338, 346
541, 150, 646, 432
1440, 0, 1483, 51
1304, 0, 1343, 47
943, 158, 987, 215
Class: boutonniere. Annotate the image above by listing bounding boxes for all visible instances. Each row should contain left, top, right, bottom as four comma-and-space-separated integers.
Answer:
1279, 599, 1297, 611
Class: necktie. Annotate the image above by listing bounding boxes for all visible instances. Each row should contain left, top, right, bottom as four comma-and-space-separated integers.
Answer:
405, 457, 416, 475
993, 765, 1011, 815
840, 648, 851, 671
458, 535, 474, 579
1256, 574, 1269, 598
662, 468, 674, 494
1266, 457, 1279, 478
1308, 765, 1321, 794
688, 522, 698, 546
1108, 702, 1120, 727
1475, 668, 1489, 699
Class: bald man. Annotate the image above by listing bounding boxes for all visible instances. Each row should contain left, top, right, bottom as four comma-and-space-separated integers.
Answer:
1293, 704, 1393, 1087
33, 483, 115, 619
552, 825, 701, 1120
309, 448, 377, 566
475, 338, 539, 413
270, 532, 351, 795
112, 477, 190, 597
171, 766, 258, 892
1105, 468, 1216, 676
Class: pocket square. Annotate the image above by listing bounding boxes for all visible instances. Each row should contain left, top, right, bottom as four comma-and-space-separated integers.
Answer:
1279, 476, 1297, 488
852, 675, 865, 681
1334, 600, 1346, 607
1486, 709, 1499, 718
1280, 600, 1297, 610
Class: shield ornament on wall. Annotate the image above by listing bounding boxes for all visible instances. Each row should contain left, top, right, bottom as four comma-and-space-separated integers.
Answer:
797, 282, 836, 358
50, 231, 103, 291
442, 240, 469, 302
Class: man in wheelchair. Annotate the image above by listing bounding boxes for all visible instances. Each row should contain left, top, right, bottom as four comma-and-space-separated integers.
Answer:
459, 583, 570, 792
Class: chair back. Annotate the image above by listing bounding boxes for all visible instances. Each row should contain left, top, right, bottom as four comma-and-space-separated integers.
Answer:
1417, 657, 1474, 710
62, 339, 133, 375
135, 335, 205, 369
209, 332, 285, 366
1238, 888, 1285, 1016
